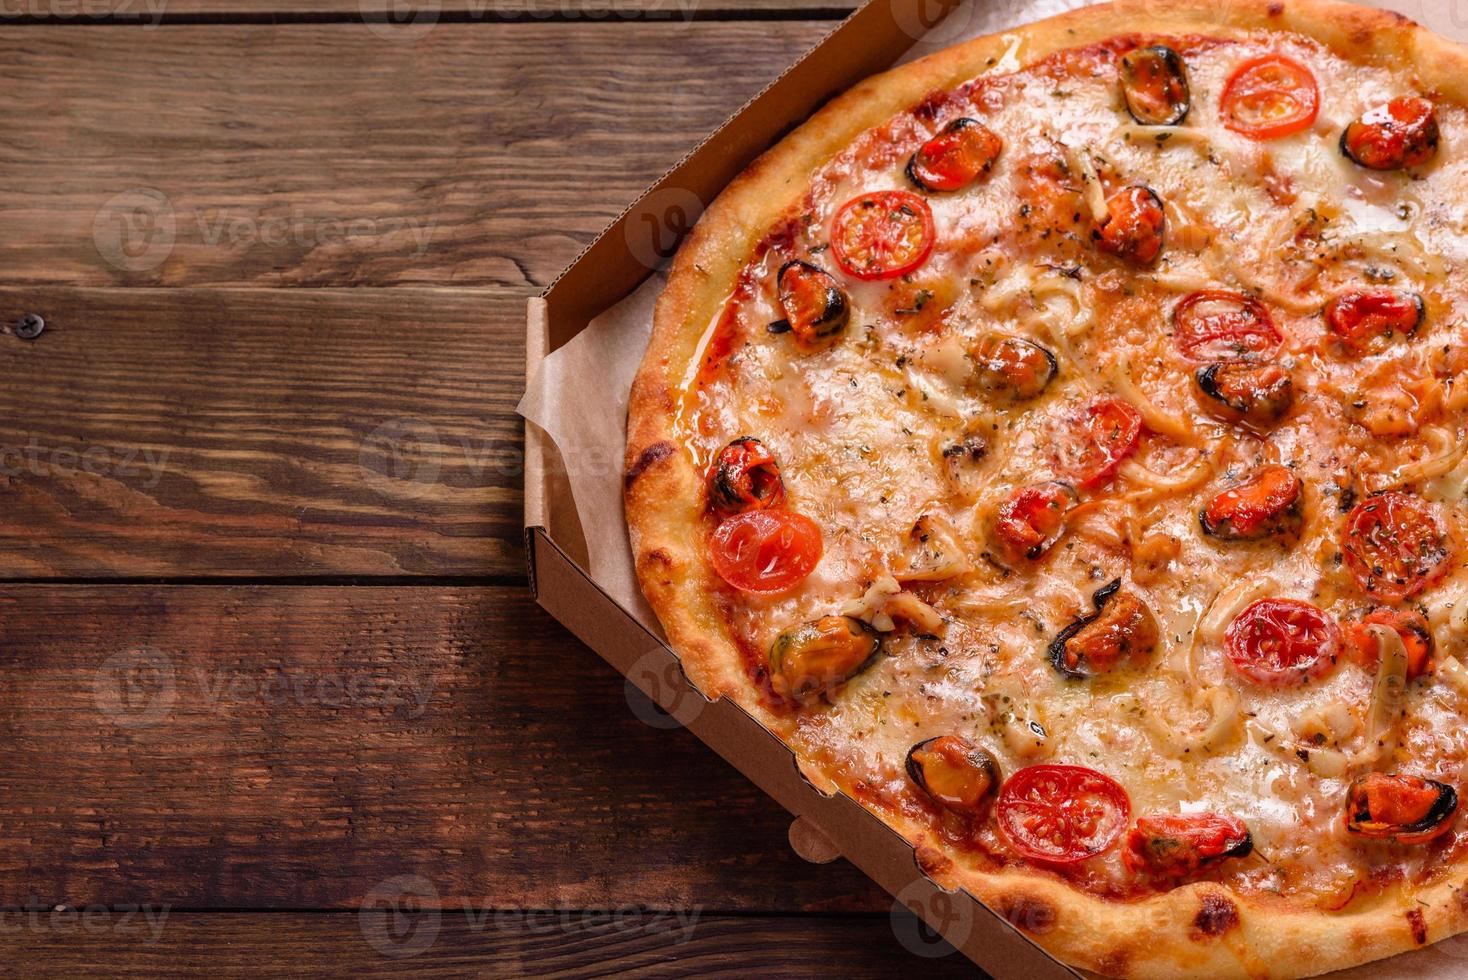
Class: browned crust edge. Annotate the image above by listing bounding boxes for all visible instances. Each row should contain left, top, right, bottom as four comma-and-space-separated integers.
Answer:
624, 2, 1468, 976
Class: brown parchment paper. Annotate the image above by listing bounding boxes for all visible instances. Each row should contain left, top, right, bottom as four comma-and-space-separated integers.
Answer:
516, 0, 1468, 973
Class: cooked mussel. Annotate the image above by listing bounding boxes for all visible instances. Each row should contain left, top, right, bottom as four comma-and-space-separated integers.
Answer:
769, 615, 881, 704
1196, 361, 1294, 427
973, 335, 1058, 401
906, 118, 1004, 193
1120, 45, 1191, 127
709, 436, 785, 514
1345, 772, 1458, 843
1095, 186, 1166, 265
1341, 96, 1440, 171
905, 735, 1000, 814
772, 260, 850, 346
1049, 579, 1159, 679
1123, 812, 1253, 878
1200, 464, 1303, 540
992, 481, 1077, 564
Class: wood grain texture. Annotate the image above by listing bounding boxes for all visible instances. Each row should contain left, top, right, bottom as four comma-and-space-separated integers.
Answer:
20, 0, 853, 15
0, 584, 888, 912
0, 912, 978, 978
0, 287, 531, 577
0, 21, 831, 288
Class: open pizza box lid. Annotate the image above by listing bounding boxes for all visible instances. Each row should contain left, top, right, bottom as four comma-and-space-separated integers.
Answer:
520, 0, 1468, 975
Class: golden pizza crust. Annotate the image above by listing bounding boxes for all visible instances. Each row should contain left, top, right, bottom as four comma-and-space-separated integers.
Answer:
624, 2, 1468, 975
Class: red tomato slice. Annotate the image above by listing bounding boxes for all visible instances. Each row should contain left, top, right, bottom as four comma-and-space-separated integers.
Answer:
1225, 598, 1341, 685
1342, 492, 1451, 603
1070, 398, 1143, 489
996, 764, 1131, 864
1221, 55, 1320, 140
1174, 291, 1282, 362
708, 510, 823, 595
830, 190, 936, 281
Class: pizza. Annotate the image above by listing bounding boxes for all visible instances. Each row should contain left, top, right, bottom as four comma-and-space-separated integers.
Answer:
622, 1, 1468, 975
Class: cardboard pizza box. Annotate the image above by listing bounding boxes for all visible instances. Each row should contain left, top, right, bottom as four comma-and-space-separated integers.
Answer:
523, 2, 1081, 972
522, 1, 1468, 976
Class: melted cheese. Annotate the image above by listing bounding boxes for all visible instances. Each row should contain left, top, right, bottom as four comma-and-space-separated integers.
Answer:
681, 32, 1468, 907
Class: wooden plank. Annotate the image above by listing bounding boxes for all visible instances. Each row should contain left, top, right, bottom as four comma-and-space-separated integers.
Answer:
0, 584, 888, 912
0, 912, 979, 978
20, 0, 854, 15
0, 21, 832, 288
0, 287, 529, 577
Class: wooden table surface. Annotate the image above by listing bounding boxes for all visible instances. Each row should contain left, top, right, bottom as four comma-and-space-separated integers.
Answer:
0, 3, 982, 975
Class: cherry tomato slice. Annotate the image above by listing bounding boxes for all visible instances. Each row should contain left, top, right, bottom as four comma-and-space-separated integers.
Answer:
993, 481, 1077, 563
1174, 291, 1282, 362
1070, 398, 1143, 490
1123, 812, 1252, 878
907, 118, 1003, 193
1324, 288, 1424, 352
830, 190, 935, 281
708, 510, 823, 594
1345, 607, 1433, 680
1342, 97, 1440, 171
708, 436, 785, 515
1225, 598, 1341, 686
1200, 465, 1302, 540
996, 764, 1131, 864
1221, 55, 1320, 141
1095, 186, 1166, 265
1342, 492, 1451, 603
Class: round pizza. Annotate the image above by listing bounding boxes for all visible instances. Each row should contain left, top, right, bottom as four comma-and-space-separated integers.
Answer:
623, 1, 1468, 975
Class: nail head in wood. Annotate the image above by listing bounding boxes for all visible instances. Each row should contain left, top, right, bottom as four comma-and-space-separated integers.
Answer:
14, 314, 44, 340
